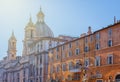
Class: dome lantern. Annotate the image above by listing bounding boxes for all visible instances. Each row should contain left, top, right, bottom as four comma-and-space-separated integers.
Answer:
37, 7, 45, 23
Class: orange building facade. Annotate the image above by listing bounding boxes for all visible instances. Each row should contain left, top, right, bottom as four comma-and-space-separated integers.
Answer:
48, 22, 120, 82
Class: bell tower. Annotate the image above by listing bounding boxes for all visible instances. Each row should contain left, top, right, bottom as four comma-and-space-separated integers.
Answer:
7, 31, 17, 60
22, 15, 36, 56
25, 15, 36, 39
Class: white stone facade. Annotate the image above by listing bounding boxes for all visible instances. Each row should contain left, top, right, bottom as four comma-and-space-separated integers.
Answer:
0, 8, 69, 82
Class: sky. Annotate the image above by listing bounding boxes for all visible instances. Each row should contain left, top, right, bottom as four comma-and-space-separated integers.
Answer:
0, 0, 120, 59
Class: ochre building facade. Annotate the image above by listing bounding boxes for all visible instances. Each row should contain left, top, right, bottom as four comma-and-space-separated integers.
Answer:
48, 22, 120, 82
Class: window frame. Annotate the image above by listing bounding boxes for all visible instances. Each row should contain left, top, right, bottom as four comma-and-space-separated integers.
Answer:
56, 54, 59, 60
96, 43, 100, 50
56, 65, 59, 72
68, 62, 73, 70
85, 46, 89, 52
75, 48, 80, 55
95, 56, 100, 66
96, 32, 100, 40
69, 43, 72, 48
107, 54, 113, 64
85, 37, 88, 43
62, 63, 66, 71
68, 51, 72, 57
96, 79, 103, 82
108, 40, 112, 47
108, 28, 112, 38
85, 59, 89, 66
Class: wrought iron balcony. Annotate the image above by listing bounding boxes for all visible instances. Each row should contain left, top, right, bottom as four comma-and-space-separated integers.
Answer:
91, 74, 102, 79
69, 66, 82, 72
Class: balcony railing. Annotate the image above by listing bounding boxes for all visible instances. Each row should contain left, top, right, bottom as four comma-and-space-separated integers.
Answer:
69, 66, 82, 72
91, 74, 102, 79
96, 74, 102, 78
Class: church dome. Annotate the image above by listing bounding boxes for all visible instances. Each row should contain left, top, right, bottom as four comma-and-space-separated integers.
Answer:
35, 8, 54, 37
36, 22, 54, 37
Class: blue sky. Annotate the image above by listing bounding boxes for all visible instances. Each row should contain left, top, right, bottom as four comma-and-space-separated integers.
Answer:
0, 0, 120, 59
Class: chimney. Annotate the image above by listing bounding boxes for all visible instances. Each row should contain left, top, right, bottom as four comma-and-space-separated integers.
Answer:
87, 26, 92, 35
114, 16, 116, 24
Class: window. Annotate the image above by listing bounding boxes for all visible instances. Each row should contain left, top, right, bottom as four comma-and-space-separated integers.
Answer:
40, 55, 42, 64
90, 35, 93, 42
108, 40, 112, 47
85, 46, 89, 52
49, 41, 52, 47
23, 78, 25, 82
56, 54, 59, 60
107, 55, 113, 64
36, 68, 38, 76
56, 47, 59, 52
85, 59, 89, 66
36, 78, 38, 82
68, 62, 73, 70
95, 56, 100, 66
75, 48, 80, 55
108, 28, 112, 37
40, 68, 42, 76
62, 45, 65, 50
23, 69, 25, 77
62, 53, 65, 58
56, 66, 60, 72
68, 51, 72, 57
37, 44, 39, 52
75, 60, 80, 69
96, 80, 103, 82
40, 77, 42, 82
62, 63, 66, 71
96, 43, 100, 50
96, 33, 100, 40
40, 41, 43, 49
85, 37, 88, 43
69, 43, 72, 48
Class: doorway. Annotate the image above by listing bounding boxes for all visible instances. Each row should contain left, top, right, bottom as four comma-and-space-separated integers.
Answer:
115, 74, 120, 82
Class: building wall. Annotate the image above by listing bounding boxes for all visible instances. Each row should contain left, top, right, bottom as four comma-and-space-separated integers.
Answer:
48, 22, 120, 82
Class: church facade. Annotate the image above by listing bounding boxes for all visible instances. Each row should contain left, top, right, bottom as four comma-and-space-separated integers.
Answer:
0, 8, 74, 82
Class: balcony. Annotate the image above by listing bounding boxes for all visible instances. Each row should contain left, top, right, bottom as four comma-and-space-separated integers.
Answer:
69, 66, 82, 73
70, 68, 81, 73
96, 74, 102, 78
91, 74, 102, 79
